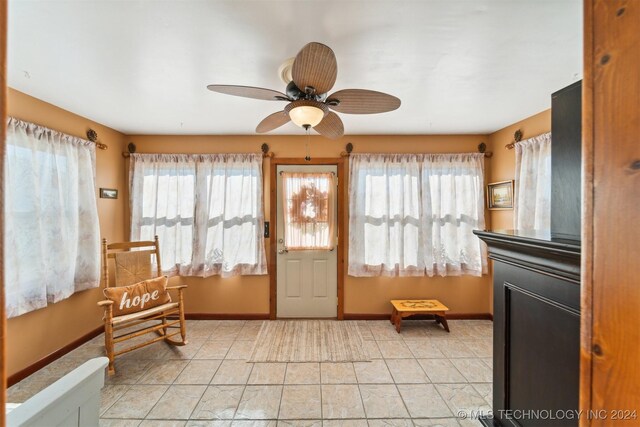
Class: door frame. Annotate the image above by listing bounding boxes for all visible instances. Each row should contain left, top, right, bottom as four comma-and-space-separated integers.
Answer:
580, 0, 640, 419
269, 157, 345, 320
1, 0, 7, 418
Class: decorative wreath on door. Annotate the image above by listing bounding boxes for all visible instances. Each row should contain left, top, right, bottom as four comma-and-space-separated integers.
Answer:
288, 183, 330, 224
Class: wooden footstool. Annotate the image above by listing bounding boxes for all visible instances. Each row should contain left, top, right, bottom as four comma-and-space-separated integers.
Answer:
390, 299, 450, 333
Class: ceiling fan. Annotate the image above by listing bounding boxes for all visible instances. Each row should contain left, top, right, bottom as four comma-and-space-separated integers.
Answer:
207, 42, 401, 139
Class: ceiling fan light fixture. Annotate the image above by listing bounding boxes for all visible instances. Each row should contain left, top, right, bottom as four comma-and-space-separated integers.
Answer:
289, 105, 325, 128
285, 99, 328, 128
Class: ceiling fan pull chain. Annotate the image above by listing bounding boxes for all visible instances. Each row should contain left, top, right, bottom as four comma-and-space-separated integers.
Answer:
305, 127, 311, 161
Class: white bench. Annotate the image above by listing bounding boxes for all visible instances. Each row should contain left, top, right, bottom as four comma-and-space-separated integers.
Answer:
7, 357, 108, 427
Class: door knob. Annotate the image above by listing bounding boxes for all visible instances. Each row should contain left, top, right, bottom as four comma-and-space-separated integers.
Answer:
278, 249, 288, 254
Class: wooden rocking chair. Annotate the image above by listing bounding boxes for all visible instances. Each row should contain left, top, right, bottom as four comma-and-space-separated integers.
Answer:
97, 236, 187, 374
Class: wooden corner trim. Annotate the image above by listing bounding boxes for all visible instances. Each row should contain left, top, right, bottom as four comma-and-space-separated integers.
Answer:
1, 0, 8, 411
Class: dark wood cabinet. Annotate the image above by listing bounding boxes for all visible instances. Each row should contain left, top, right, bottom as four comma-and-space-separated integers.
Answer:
474, 230, 580, 427
474, 81, 582, 426
551, 81, 582, 242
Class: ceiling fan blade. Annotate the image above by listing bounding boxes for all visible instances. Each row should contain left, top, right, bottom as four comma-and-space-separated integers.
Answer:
292, 42, 338, 95
313, 112, 344, 140
256, 111, 291, 133
326, 89, 401, 114
207, 85, 288, 101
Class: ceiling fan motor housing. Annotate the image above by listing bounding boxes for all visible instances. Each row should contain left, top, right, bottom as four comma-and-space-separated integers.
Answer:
285, 99, 328, 114
285, 81, 327, 102
285, 81, 303, 99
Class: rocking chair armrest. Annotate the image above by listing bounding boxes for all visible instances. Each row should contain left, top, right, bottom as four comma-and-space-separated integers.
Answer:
97, 300, 114, 307
166, 285, 187, 291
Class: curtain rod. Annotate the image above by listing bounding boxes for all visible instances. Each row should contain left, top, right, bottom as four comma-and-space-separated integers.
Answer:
121, 151, 271, 158
505, 129, 523, 149
478, 142, 493, 158
342, 143, 493, 158
121, 142, 271, 158
505, 129, 552, 150
86, 128, 108, 150
121, 141, 493, 159
7, 117, 108, 150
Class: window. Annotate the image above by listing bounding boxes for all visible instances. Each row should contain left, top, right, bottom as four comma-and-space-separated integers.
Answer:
5, 117, 100, 318
281, 172, 336, 250
348, 153, 487, 277
129, 153, 267, 278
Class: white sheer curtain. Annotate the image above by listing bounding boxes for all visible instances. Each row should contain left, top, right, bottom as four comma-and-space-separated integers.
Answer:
349, 153, 487, 277
196, 154, 267, 276
5, 117, 100, 318
514, 132, 552, 231
129, 154, 197, 276
422, 154, 488, 276
129, 153, 267, 278
281, 172, 336, 250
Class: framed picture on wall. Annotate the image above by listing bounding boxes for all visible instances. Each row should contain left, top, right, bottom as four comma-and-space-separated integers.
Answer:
487, 180, 514, 210
99, 188, 118, 199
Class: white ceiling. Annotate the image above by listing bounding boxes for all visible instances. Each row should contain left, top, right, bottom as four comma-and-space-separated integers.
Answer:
7, 0, 582, 135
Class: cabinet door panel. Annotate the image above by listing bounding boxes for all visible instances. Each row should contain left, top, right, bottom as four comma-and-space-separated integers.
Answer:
506, 282, 580, 426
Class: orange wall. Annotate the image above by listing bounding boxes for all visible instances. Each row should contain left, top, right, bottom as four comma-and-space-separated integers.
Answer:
127, 134, 494, 316
5, 89, 544, 377
487, 109, 552, 230
6, 89, 128, 377
484, 109, 551, 314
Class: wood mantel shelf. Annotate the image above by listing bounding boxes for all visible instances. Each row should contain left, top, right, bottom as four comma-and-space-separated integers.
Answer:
474, 229, 581, 284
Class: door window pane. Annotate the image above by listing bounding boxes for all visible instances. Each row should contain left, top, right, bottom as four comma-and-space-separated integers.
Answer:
281, 172, 336, 250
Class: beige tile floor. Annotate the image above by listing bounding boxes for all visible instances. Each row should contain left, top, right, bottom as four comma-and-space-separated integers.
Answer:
8, 319, 493, 426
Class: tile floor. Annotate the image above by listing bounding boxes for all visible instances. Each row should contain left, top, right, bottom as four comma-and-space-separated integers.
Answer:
8, 319, 493, 426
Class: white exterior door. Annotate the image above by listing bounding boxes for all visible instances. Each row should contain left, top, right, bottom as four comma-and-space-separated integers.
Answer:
276, 164, 338, 318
